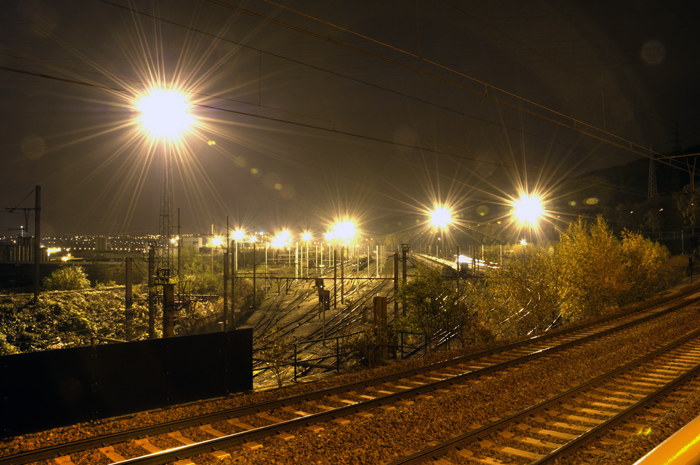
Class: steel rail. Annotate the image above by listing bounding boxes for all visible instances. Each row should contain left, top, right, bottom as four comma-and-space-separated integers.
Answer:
3, 288, 699, 465
388, 326, 700, 465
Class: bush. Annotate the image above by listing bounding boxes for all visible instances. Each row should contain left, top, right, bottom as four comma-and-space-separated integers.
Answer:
0, 291, 151, 353
0, 331, 19, 356
348, 325, 394, 368
656, 254, 690, 290
43, 266, 91, 291
256, 327, 296, 388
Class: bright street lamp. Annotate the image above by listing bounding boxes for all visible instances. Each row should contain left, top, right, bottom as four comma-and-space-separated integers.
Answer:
513, 195, 543, 227
332, 221, 356, 242
232, 230, 246, 241
430, 205, 452, 259
429, 206, 452, 229
135, 87, 194, 274
136, 89, 193, 139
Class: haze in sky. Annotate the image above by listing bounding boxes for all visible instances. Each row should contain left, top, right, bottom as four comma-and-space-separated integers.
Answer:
1, 0, 697, 239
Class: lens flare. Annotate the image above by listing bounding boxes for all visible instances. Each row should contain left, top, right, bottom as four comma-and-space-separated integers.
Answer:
136, 88, 193, 139
513, 195, 543, 225
430, 206, 452, 229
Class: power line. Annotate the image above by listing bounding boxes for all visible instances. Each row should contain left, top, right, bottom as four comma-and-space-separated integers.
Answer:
91, 1, 586, 160
205, 0, 688, 174
83, 1, 655, 195
436, 0, 678, 131
0, 63, 645, 199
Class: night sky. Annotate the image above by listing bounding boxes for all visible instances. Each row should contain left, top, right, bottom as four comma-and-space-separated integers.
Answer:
1, 0, 698, 241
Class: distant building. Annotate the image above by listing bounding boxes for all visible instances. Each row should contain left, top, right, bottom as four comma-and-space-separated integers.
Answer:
96, 236, 110, 251
181, 237, 203, 249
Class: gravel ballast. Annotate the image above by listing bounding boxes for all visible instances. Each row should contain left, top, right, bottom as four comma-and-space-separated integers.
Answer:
4, 290, 700, 464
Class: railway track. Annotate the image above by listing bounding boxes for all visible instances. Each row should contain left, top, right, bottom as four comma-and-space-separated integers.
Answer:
4, 283, 700, 465
390, 326, 700, 465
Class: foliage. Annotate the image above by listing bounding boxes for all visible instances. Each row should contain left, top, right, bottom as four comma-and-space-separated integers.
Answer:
396, 265, 475, 352
484, 245, 563, 339
0, 331, 19, 356
86, 260, 147, 287
348, 324, 395, 368
179, 245, 222, 294
655, 254, 690, 290
482, 216, 676, 341
255, 326, 296, 388
557, 216, 627, 320
618, 230, 669, 304
0, 290, 151, 354
677, 189, 700, 234
443, 281, 483, 346
43, 265, 91, 291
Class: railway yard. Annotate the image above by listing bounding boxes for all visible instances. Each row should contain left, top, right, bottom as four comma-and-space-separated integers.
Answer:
3, 272, 700, 465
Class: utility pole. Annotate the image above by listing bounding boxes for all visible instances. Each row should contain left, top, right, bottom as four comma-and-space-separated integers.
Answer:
34, 186, 41, 300
401, 243, 410, 284
148, 244, 156, 339
125, 257, 133, 341
341, 245, 345, 305
177, 208, 181, 298
158, 149, 173, 272
376, 244, 379, 278
223, 251, 229, 331
393, 251, 399, 317
163, 283, 175, 337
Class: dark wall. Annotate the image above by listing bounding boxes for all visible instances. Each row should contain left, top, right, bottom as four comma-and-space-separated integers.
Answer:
0, 329, 252, 439
0, 262, 60, 291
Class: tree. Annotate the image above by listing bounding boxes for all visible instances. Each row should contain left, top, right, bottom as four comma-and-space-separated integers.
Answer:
619, 230, 669, 304
396, 266, 455, 352
43, 266, 91, 291
483, 244, 563, 339
179, 245, 222, 294
557, 216, 626, 320
256, 327, 296, 388
677, 188, 700, 235
442, 281, 483, 346
349, 324, 395, 368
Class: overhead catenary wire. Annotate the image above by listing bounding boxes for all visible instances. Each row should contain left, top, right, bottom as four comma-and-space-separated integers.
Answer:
204, 0, 689, 174
0, 63, 647, 199
90, 1, 589, 163
81, 1, 651, 197
0, 3, 686, 200
436, 0, 680, 132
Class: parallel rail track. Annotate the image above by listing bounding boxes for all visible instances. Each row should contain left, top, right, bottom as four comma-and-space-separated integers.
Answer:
390, 327, 700, 465
3, 283, 700, 465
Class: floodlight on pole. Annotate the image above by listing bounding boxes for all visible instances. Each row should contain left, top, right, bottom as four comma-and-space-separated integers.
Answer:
512, 195, 543, 227
136, 89, 193, 139
135, 86, 194, 274
332, 220, 356, 242
430, 205, 452, 259
232, 229, 246, 241
429, 206, 452, 229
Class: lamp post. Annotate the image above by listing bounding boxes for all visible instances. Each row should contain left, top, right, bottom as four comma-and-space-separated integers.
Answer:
430, 205, 452, 261
232, 229, 245, 272
302, 232, 312, 278
513, 194, 543, 239
251, 234, 257, 308
135, 87, 193, 274
330, 220, 356, 306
